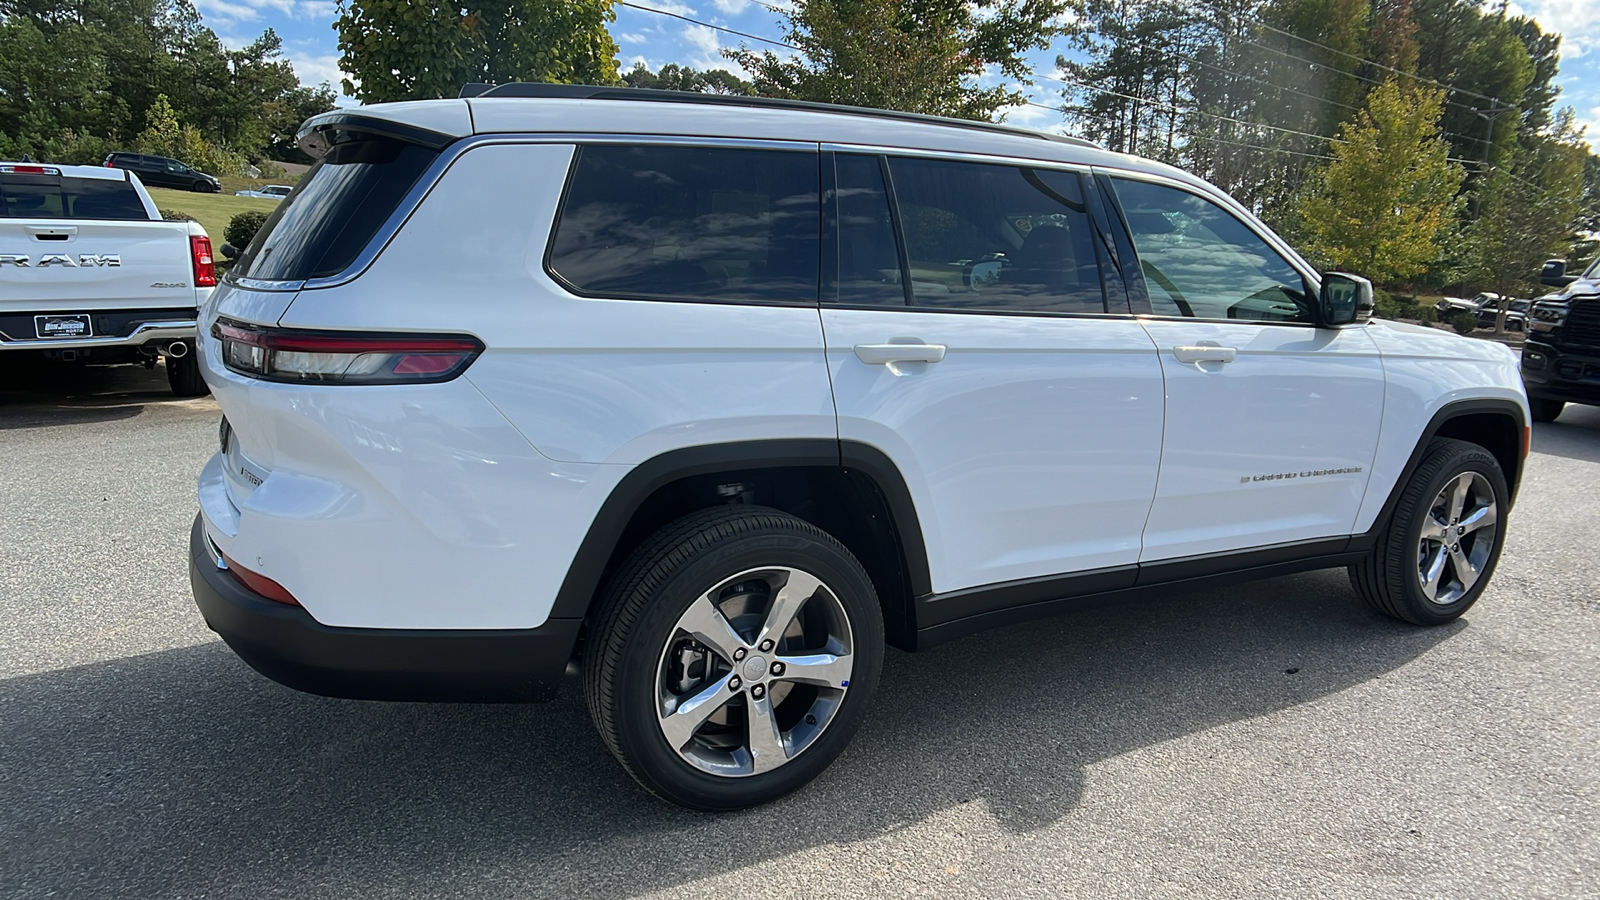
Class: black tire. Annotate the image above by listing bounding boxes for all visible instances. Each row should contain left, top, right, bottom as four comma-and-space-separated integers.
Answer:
165, 345, 208, 396
1530, 397, 1565, 423
190, 180, 208, 192
584, 505, 884, 810
1349, 438, 1508, 625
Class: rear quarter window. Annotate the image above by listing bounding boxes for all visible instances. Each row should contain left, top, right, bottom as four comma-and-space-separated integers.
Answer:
229, 136, 438, 283
0, 175, 149, 220
547, 144, 820, 304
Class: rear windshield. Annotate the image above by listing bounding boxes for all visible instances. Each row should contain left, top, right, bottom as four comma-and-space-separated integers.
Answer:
0, 175, 149, 220
230, 136, 438, 282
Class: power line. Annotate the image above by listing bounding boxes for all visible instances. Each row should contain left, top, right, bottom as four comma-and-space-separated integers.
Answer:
1174, 50, 1363, 115
613, 0, 798, 50
1046, 75, 1348, 146
1254, 21, 1510, 109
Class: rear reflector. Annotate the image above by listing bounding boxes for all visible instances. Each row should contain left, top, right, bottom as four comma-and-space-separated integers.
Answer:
191, 235, 217, 287
219, 551, 299, 605
211, 317, 484, 385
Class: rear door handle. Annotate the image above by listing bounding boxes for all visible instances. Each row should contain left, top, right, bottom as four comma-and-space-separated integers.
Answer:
1172, 345, 1237, 364
854, 343, 947, 365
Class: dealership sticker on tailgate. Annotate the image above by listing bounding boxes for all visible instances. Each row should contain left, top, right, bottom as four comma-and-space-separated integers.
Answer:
34, 314, 91, 338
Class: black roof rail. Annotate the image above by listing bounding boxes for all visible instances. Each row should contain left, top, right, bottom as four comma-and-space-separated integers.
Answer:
458, 82, 1099, 149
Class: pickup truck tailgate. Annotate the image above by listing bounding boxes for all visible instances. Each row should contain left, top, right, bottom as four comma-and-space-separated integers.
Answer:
0, 219, 199, 314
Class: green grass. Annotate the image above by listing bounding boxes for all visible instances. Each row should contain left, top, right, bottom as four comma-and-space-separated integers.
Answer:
146, 187, 279, 244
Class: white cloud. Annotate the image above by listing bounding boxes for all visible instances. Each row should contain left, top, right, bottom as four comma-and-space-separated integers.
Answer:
641, 0, 697, 17
619, 32, 648, 43
683, 23, 728, 69
1509, 0, 1600, 57
193, 0, 336, 25
194, 0, 261, 23
709, 0, 749, 13
286, 52, 348, 89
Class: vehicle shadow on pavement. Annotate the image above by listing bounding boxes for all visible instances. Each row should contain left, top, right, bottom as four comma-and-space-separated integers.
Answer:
1532, 405, 1600, 463
0, 361, 210, 430
0, 569, 1458, 898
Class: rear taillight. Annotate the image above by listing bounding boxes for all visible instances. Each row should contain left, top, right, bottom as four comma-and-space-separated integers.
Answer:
220, 551, 299, 605
211, 318, 484, 385
191, 235, 216, 287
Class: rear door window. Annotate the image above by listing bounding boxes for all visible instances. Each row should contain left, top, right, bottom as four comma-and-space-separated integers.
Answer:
0, 174, 148, 220
229, 136, 439, 282
548, 145, 820, 304
884, 157, 1108, 315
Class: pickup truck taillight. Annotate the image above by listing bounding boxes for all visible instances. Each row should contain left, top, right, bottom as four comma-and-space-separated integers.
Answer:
191, 235, 217, 287
211, 318, 484, 385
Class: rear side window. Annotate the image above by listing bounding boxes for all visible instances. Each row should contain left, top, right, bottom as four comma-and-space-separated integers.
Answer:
230, 136, 438, 282
0, 175, 148, 220
548, 145, 820, 304
886, 157, 1107, 315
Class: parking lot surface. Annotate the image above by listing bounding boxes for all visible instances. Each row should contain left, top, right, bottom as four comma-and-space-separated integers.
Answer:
2, 362, 1597, 899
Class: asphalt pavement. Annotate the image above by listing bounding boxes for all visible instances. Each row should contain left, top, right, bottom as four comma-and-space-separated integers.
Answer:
1, 361, 1597, 899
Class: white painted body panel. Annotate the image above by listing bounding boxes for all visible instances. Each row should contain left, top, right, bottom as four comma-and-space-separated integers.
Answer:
1353, 319, 1527, 533
1135, 320, 1386, 560
822, 309, 1165, 591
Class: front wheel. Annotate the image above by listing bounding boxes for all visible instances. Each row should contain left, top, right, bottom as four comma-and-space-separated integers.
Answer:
584, 506, 884, 810
1349, 438, 1507, 625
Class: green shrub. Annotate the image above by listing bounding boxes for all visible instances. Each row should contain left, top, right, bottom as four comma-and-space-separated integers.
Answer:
225, 210, 270, 249
1450, 312, 1478, 335
1372, 289, 1402, 320
1414, 304, 1439, 325
160, 209, 195, 222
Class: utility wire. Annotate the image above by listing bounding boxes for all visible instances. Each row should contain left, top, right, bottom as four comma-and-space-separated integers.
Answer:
1254, 21, 1511, 108
1046, 75, 1349, 145
613, 0, 798, 50
1173, 50, 1364, 115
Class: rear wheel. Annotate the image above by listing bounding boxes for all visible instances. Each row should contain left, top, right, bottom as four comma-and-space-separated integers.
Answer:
1349, 438, 1507, 625
584, 506, 883, 810
1530, 397, 1565, 423
165, 344, 208, 396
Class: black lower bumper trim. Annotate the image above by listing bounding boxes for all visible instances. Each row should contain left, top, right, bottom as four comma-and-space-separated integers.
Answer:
189, 516, 581, 702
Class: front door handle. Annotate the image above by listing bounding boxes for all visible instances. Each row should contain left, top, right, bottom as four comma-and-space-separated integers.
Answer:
1172, 345, 1237, 364
854, 343, 947, 365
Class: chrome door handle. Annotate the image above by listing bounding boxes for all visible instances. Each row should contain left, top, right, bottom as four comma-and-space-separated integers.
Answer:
854, 343, 947, 365
1172, 345, 1237, 364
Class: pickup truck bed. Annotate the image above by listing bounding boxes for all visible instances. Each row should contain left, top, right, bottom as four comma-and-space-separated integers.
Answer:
0, 162, 214, 395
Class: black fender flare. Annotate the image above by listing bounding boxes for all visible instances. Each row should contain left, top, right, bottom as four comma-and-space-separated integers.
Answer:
548, 439, 932, 620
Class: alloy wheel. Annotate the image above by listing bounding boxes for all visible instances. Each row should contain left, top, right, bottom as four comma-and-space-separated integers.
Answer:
1416, 471, 1498, 605
654, 566, 854, 777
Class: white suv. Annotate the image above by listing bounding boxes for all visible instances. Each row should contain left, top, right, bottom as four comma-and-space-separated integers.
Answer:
190, 85, 1529, 810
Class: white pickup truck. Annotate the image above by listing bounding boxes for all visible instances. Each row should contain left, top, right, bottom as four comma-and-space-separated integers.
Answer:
0, 161, 214, 395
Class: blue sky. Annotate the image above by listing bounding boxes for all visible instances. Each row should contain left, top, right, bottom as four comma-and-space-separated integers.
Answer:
194, 0, 1599, 148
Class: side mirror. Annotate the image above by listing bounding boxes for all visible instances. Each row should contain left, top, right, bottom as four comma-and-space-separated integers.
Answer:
1540, 258, 1578, 287
1319, 272, 1373, 326
219, 242, 239, 260
968, 260, 1004, 290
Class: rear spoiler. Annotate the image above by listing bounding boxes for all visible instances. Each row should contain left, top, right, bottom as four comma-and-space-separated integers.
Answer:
296, 113, 455, 160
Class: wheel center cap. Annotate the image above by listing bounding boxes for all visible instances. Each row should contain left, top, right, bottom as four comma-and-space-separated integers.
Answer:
742, 655, 768, 681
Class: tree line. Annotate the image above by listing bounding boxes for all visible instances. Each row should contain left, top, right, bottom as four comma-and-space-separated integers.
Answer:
0, 0, 337, 172
329, 0, 1596, 300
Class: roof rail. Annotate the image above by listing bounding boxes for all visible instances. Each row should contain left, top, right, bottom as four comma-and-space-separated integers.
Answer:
458, 82, 1099, 149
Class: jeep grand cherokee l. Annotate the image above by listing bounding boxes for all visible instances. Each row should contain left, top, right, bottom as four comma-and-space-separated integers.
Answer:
190, 85, 1529, 810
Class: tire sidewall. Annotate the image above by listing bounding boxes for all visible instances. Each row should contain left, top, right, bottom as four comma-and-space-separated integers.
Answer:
1394, 446, 1509, 623
612, 529, 884, 810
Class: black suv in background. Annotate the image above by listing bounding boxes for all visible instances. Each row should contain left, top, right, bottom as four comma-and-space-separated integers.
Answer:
1523, 258, 1600, 421
103, 152, 220, 192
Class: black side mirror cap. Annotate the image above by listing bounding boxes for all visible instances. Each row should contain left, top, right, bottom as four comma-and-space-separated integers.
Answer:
1539, 259, 1577, 287
219, 242, 239, 260
1319, 272, 1373, 326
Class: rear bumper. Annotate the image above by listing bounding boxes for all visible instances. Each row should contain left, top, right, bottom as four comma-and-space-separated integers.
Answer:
0, 306, 197, 351
188, 516, 581, 702
1522, 339, 1600, 405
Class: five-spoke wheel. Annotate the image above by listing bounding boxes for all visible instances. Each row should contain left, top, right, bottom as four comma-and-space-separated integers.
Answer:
1351, 438, 1508, 625
585, 506, 883, 810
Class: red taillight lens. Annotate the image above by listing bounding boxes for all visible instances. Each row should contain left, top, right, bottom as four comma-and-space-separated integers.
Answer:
191, 235, 217, 287
210, 318, 484, 385
219, 552, 299, 605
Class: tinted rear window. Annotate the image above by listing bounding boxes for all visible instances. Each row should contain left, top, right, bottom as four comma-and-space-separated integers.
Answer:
230, 136, 438, 282
0, 175, 148, 220
547, 145, 820, 303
